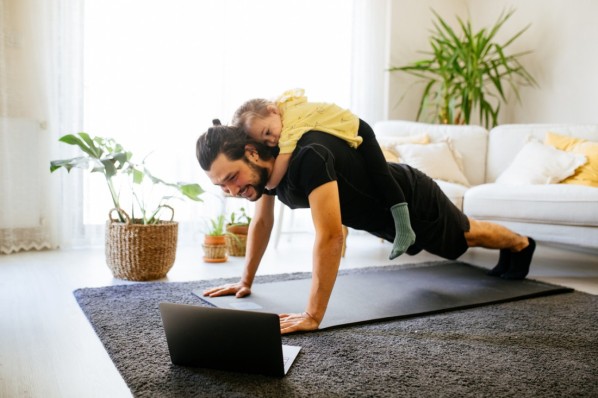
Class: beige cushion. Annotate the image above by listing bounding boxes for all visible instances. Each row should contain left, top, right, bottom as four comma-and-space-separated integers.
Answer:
395, 142, 471, 186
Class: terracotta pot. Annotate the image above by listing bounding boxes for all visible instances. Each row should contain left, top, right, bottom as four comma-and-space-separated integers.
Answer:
226, 224, 249, 235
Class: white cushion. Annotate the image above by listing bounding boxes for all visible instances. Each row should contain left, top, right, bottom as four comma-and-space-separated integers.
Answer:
395, 142, 471, 187
486, 124, 598, 182
374, 120, 488, 186
378, 133, 429, 163
464, 183, 598, 226
495, 142, 586, 185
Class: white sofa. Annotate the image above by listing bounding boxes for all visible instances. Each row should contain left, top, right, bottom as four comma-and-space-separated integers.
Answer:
374, 120, 598, 250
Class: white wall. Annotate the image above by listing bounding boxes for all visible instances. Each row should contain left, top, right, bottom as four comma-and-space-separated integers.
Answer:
386, 0, 598, 125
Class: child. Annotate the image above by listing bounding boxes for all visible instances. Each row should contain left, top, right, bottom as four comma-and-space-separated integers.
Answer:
231, 89, 416, 260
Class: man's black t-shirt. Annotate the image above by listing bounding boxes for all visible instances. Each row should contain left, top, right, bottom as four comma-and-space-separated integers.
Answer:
272, 131, 470, 259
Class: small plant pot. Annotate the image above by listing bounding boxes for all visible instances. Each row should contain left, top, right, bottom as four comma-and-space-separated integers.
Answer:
225, 224, 249, 257
225, 233, 247, 257
226, 225, 249, 235
203, 235, 228, 263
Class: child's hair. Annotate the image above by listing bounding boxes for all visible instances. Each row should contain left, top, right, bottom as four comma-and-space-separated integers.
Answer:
231, 98, 273, 130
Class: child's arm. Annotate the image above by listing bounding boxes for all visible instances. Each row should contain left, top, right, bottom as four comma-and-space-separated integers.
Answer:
267, 153, 291, 190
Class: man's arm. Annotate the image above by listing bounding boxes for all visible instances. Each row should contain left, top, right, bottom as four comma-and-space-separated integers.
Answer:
240, 194, 276, 290
203, 194, 275, 298
266, 153, 291, 190
279, 181, 344, 333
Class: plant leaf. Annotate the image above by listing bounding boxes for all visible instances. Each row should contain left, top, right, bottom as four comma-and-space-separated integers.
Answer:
179, 184, 204, 201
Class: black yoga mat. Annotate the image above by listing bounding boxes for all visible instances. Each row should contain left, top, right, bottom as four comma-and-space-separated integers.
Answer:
196, 261, 573, 329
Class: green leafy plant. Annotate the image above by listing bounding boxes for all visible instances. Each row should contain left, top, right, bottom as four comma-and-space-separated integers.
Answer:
206, 214, 227, 236
227, 207, 252, 227
389, 8, 538, 129
50, 132, 204, 224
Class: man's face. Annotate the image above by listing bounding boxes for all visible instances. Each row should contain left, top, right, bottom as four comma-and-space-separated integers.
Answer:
207, 151, 270, 201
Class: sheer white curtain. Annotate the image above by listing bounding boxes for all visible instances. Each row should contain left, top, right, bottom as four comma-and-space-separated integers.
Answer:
0, 0, 83, 254
350, 0, 390, 123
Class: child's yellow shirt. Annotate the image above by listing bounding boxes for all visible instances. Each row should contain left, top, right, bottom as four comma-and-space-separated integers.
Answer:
276, 89, 362, 154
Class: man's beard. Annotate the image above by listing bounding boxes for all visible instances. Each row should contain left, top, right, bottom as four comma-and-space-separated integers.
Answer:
243, 158, 269, 201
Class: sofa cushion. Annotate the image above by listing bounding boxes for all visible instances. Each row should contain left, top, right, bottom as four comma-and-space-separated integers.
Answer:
495, 141, 586, 185
464, 183, 598, 227
375, 121, 488, 186
486, 124, 598, 182
379, 133, 430, 163
395, 142, 471, 186
545, 132, 598, 187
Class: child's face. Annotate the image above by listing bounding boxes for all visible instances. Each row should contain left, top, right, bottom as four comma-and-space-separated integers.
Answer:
245, 110, 282, 147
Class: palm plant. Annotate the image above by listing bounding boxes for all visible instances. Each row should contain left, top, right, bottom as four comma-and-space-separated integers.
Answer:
389, 9, 538, 129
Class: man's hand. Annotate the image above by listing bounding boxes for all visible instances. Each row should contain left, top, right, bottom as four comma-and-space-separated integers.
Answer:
203, 282, 251, 298
279, 312, 320, 334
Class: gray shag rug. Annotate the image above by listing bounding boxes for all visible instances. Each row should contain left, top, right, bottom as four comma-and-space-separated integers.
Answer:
74, 261, 598, 398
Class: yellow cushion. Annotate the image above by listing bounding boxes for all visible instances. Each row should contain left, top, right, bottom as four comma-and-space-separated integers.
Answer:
545, 132, 598, 187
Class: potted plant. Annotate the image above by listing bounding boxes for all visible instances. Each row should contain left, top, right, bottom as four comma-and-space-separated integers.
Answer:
225, 207, 252, 257
389, 8, 538, 129
50, 132, 204, 281
202, 214, 228, 263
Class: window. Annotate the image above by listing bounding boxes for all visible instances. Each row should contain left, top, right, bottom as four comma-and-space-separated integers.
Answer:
82, 0, 354, 244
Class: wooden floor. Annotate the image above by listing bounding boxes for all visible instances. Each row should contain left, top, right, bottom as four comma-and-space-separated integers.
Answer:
1, 232, 597, 398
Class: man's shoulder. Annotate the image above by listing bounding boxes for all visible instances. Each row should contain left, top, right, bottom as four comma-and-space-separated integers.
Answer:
289, 132, 341, 165
288, 133, 332, 165
295, 130, 349, 150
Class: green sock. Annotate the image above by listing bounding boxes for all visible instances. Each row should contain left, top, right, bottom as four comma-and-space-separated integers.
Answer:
389, 203, 416, 260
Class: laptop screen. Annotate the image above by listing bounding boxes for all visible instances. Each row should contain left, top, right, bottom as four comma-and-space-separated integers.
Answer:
159, 303, 300, 377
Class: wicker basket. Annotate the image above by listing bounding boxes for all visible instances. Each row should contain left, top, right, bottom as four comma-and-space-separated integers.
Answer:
202, 235, 227, 263
105, 207, 178, 281
202, 243, 228, 263
225, 233, 247, 256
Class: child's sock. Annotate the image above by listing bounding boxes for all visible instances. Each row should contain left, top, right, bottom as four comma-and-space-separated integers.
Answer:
389, 203, 416, 260
502, 238, 536, 280
487, 249, 511, 277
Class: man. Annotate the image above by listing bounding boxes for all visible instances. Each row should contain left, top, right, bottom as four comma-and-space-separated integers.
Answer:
195, 123, 536, 334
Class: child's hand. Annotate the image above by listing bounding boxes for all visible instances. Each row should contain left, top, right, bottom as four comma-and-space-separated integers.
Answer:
265, 178, 278, 190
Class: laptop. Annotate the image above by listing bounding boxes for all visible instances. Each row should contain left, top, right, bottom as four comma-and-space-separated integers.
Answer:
159, 302, 301, 377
